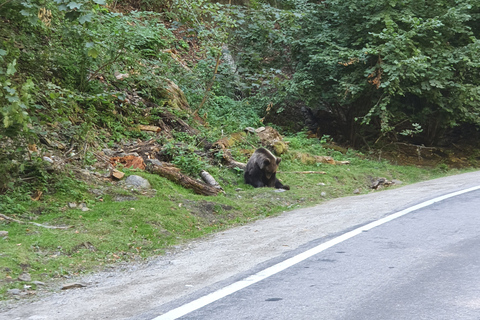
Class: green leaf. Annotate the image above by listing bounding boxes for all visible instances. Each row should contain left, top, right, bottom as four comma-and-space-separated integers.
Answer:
19, 10, 32, 17
67, 2, 82, 9
92, 0, 106, 4
6, 61, 16, 76
78, 14, 93, 24
87, 47, 99, 58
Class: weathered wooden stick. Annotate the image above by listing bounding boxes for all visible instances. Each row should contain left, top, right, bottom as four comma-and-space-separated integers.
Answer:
0, 213, 73, 229
0, 213, 23, 224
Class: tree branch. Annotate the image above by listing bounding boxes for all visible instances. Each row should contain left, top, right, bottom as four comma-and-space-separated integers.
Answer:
0, 213, 73, 229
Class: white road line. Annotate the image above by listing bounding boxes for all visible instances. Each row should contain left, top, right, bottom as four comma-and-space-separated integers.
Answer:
152, 185, 480, 320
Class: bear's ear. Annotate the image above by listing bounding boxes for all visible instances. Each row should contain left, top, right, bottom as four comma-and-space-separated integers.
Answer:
276, 157, 282, 165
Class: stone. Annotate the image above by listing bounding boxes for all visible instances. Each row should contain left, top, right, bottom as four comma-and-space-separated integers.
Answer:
353, 188, 360, 194
61, 282, 87, 290
68, 202, 77, 208
90, 189, 104, 196
0, 231, 8, 237
7, 289, 22, 295
146, 159, 162, 166
125, 175, 151, 189
112, 169, 125, 180
32, 281, 46, 286
18, 273, 31, 282
321, 192, 327, 197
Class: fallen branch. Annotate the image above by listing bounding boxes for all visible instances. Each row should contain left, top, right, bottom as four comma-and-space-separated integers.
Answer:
0, 213, 73, 229
222, 149, 246, 170
0, 213, 23, 224
147, 162, 220, 196
161, 49, 191, 72
29, 222, 74, 230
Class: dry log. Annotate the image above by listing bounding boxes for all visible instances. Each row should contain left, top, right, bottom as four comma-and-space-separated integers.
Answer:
147, 162, 220, 196
220, 149, 246, 170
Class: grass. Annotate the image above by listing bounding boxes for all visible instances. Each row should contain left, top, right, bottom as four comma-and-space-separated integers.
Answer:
0, 141, 470, 301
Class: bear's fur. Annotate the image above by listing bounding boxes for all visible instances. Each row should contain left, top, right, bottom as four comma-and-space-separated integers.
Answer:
244, 148, 290, 190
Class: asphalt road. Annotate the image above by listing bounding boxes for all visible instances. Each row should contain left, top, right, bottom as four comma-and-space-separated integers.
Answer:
2, 171, 480, 320
158, 189, 480, 320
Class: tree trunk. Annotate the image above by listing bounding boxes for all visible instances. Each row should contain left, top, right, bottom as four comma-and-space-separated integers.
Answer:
146, 162, 220, 196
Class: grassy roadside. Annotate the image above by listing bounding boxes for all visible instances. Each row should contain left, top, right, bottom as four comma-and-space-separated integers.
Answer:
0, 137, 470, 301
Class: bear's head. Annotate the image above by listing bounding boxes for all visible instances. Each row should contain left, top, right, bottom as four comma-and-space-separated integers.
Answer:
262, 157, 281, 179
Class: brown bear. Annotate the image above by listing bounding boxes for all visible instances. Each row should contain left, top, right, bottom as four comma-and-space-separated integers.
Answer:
244, 148, 290, 190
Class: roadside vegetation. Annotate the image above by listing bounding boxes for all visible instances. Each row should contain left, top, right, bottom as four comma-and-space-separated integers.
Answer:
1, 0, 479, 300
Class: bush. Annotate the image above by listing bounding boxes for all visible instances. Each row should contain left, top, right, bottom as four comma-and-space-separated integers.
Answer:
293, 0, 480, 146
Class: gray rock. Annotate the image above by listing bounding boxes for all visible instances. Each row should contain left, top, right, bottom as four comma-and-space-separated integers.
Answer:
321, 192, 327, 197
18, 273, 31, 282
32, 281, 46, 286
125, 175, 151, 189
146, 159, 162, 166
68, 202, 77, 208
7, 289, 22, 295
90, 189, 104, 196
0, 230, 8, 237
